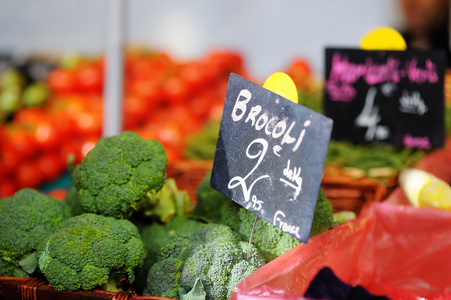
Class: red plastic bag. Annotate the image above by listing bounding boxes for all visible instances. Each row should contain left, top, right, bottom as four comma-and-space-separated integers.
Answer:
231, 202, 451, 300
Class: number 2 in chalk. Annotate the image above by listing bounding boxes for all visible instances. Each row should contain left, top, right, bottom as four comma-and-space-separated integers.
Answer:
228, 138, 270, 209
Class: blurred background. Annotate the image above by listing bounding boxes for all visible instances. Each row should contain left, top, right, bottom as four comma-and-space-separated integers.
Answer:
0, 0, 404, 78
0, 0, 449, 198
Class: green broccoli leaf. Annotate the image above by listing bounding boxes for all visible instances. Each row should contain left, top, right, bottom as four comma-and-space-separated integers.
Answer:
178, 278, 206, 300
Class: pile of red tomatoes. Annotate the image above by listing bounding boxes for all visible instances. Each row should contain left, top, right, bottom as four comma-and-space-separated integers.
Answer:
0, 49, 253, 197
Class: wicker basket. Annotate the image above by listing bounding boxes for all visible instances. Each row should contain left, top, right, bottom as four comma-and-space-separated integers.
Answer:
321, 173, 388, 216
0, 277, 173, 300
166, 159, 389, 216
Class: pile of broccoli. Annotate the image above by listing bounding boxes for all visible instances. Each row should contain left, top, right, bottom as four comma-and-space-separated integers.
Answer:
1, 131, 171, 294
0, 189, 72, 278
1, 130, 336, 300
142, 223, 265, 300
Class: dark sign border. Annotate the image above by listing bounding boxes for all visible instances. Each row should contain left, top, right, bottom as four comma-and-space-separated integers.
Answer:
211, 73, 333, 243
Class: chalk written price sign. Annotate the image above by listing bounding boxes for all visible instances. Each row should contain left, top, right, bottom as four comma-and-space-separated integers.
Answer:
324, 48, 446, 148
211, 73, 333, 243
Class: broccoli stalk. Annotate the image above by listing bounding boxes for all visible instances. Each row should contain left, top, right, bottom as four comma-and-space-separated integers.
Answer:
136, 178, 194, 223
37, 213, 146, 292
71, 131, 168, 219
0, 188, 72, 277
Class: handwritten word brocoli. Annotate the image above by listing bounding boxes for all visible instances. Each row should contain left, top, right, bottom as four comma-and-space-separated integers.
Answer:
211, 73, 333, 243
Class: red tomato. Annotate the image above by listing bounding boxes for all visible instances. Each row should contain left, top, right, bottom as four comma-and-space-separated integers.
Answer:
36, 152, 65, 182
287, 58, 311, 78
179, 62, 205, 93
59, 139, 83, 167
47, 68, 79, 94
134, 128, 157, 141
73, 111, 102, 138
122, 95, 152, 130
47, 188, 68, 200
4, 126, 38, 159
0, 179, 17, 198
75, 62, 104, 93
13, 107, 46, 126
162, 76, 191, 104
286, 58, 312, 89
32, 121, 60, 152
15, 161, 42, 189
49, 110, 76, 138
203, 50, 246, 79
127, 78, 162, 102
1, 145, 21, 174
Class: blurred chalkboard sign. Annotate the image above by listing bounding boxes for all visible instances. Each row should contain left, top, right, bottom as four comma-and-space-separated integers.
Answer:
211, 73, 333, 243
323, 48, 446, 149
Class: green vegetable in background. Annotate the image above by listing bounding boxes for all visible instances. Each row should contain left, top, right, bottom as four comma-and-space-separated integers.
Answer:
0, 188, 72, 277
1, 68, 25, 88
326, 140, 427, 182
142, 223, 265, 300
184, 120, 220, 160
22, 82, 49, 107
0, 85, 22, 114
37, 213, 146, 292
72, 131, 168, 219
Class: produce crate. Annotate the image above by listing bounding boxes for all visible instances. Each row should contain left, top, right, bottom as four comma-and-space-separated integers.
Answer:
165, 159, 388, 216
321, 172, 389, 215
0, 277, 172, 300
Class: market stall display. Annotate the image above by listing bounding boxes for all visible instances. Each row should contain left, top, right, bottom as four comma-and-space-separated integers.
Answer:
1, 15, 451, 300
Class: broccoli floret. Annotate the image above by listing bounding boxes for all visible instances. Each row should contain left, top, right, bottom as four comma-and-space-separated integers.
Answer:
134, 216, 203, 294
72, 131, 168, 219
143, 223, 265, 300
37, 213, 146, 292
0, 188, 72, 277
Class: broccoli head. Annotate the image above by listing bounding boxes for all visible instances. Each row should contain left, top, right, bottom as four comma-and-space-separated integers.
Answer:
143, 223, 265, 300
37, 213, 146, 292
134, 216, 204, 294
72, 131, 168, 219
206, 184, 333, 263
0, 188, 72, 277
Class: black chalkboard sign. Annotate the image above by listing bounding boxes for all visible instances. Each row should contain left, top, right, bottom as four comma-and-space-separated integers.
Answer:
211, 73, 333, 243
324, 48, 446, 149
